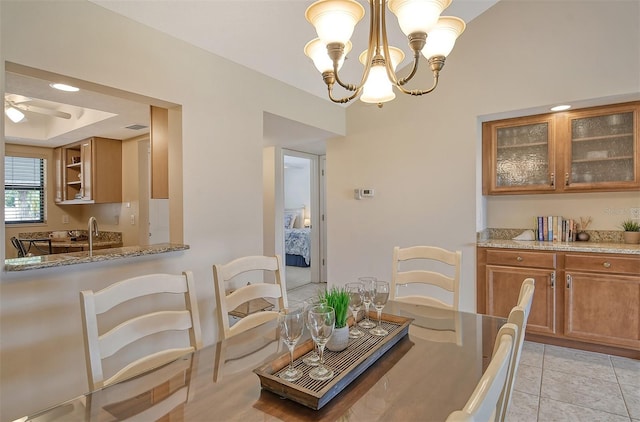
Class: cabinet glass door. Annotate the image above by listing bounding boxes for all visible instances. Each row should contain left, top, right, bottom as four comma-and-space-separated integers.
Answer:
569, 111, 635, 185
495, 122, 552, 189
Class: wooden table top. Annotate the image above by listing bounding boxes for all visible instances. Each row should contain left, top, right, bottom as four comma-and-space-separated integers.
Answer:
24, 302, 505, 422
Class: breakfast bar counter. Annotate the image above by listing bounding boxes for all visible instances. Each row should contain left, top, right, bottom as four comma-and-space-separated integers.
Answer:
4, 243, 190, 272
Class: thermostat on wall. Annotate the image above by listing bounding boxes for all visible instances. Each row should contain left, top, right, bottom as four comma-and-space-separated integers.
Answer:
354, 188, 375, 200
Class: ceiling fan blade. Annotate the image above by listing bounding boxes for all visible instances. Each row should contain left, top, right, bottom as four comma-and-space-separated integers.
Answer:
14, 104, 72, 119
5, 93, 32, 104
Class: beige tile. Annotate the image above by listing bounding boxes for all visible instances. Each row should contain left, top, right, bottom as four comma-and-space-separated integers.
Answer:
543, 345, 617, 382
506, 390, 539, 422
520, 341, 544, 368
612, 356, 640, 388
541, 369, 628, 417
514, 363, 542, 396
621, 382, 640, 420
538, 397, 631, 422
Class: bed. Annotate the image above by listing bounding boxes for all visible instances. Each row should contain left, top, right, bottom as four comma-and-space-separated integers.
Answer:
284, 207, 310, 267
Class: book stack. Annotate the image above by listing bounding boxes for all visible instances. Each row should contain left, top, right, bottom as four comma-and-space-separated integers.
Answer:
535, 216, 576, 242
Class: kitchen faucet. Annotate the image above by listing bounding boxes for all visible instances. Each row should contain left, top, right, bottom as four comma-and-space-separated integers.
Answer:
88, 216, 99, 256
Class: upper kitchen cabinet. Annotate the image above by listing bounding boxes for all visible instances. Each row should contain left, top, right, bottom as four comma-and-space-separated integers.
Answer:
55, 137, 122, 204
483, 102, 640, 195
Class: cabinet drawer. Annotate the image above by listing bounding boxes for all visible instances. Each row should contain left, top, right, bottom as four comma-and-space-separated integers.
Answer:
486, 249, 556, 269
565, 254, 640, 275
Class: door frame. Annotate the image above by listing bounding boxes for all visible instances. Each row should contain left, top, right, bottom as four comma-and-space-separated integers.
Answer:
282, 149, 321, 284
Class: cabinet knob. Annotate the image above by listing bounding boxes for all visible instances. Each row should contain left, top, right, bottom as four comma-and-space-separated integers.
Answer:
603, 262, 611, 268
565, 172, 570, 186
550, 172, 555, 187
516, 256, 523, 262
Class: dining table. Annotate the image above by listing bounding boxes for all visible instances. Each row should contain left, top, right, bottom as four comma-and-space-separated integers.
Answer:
21, 301, 505, 422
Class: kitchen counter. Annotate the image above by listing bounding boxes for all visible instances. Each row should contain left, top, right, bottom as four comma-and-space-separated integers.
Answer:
477, 239, 640, 255
4, 243, 190, 272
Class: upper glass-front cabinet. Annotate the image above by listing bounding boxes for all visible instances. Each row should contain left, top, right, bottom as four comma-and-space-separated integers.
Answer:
566, 105, 637, 189
483, 102, 640, 195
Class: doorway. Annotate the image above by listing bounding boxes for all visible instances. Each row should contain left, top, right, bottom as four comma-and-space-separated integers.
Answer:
283, 150, 322, 291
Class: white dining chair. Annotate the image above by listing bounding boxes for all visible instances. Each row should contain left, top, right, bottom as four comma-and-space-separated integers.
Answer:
80, 271, 202, 390
498, 277, 535, 420
391, 245, 462, 310
213, 254, 288, 339
446, 322, 518, 422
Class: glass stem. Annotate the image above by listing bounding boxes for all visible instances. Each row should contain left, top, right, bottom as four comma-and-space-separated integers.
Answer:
377, 309, 382, 329
352, 310, 358, 326
318, 344, 325, 365
288, 345, 295, 372
364, 303, 370, 322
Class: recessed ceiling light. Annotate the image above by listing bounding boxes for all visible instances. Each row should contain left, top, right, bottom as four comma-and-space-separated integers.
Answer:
50, 83, 79, 92
550, 104, 571, 112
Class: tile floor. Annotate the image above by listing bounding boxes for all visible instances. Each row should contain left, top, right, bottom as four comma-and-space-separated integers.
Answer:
289, 283, 640, 422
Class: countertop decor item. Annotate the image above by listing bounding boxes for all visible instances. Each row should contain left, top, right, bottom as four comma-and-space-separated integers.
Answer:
576, 216, 593, 241
621, 219, 640, 244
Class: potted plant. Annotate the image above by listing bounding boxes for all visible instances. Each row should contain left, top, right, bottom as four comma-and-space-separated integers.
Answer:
322, 287, 350, 352
621, 219, 640, 244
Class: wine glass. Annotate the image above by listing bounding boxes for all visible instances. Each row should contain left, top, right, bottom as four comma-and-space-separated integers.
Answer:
358, 277, 377, 329
277, 307, 305, 382
302, 296, 324, 366
307, 304, 335, 381
369, 281, 389, 337
345, 282, 364, 338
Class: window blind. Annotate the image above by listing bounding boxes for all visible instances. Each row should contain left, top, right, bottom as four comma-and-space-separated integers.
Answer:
4, 156, 46, 224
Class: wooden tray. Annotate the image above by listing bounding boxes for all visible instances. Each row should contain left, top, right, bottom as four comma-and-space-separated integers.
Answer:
253, 312, 412, 410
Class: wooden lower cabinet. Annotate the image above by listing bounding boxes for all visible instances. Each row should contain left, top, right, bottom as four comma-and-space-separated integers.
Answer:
486, 266, 556, 335
478, 247, 640, 358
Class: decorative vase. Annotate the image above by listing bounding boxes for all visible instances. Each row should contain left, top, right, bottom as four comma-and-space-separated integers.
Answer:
576, 232, 590, 242
623, 231, 640, 244
326, 326, 350, 352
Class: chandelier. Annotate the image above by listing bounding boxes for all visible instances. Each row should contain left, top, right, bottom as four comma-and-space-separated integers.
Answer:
304, 0, 466, 107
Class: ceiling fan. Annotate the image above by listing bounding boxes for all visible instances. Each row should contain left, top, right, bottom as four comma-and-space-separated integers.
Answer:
4, 93, 72, 123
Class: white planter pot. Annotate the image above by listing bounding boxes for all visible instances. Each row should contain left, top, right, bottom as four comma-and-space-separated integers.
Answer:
326, 326, 349, 352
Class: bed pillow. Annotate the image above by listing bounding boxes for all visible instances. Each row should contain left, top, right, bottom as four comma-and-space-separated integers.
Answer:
284, 212, 297, 229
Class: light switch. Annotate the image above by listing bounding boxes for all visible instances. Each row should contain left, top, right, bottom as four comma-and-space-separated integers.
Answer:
130, 214, 135, 225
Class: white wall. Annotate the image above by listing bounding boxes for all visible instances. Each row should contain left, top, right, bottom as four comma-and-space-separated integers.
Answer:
327, 1, 639, 311
0, 1, 345, 420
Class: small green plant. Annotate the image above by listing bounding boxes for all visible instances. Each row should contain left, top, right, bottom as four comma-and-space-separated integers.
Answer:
621, 219, 640, 232
322, 287, 350, 329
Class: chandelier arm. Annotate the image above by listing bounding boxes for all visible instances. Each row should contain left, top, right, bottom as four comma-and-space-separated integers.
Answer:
333, 0, 377, 93
395, 57, 445, 96
380, 0, 400, 86
397, 51, 420, 86
328, 83, 363, 104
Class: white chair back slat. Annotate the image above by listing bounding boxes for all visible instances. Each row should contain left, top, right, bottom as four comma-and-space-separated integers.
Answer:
99, 311, 193, 358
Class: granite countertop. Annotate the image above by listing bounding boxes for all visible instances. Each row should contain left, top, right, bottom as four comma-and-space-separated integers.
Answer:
477, 239, 640, 255
477, 228, 640, 255
4, 243, 190, 271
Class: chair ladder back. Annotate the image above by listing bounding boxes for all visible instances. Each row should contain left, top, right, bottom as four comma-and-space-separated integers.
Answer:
80, 271, 202, 391
499, 278, 535, 421
447, 322, 518, 422
213, 255, 287, 340
391, 246, 462, 310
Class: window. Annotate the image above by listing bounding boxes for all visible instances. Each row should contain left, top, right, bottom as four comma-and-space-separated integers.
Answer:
5, 156, 46, 224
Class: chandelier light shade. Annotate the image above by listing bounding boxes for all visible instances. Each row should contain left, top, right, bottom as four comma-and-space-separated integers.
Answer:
304, 0, 466, 107
305, 39, 353, 73
359, 47, 405, 104
421, 16, 466, 59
